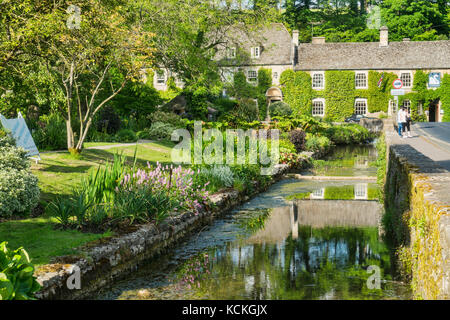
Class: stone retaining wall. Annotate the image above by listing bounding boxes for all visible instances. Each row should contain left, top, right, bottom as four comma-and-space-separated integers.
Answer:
384, 124, 450, 299
34, 164, 292, 300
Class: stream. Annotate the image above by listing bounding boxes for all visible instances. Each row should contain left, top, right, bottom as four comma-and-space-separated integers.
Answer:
97, 144, 411, 300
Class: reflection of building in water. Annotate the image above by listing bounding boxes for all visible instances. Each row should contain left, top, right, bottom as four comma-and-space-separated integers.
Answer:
355, 155, 369, 168
311, 188, 325, 199
354, 183, 368, 200
246, 200, 382, 244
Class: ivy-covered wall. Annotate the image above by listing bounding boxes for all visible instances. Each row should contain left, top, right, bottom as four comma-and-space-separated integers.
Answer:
280, 69, 450, 122
280, 69, 312, 116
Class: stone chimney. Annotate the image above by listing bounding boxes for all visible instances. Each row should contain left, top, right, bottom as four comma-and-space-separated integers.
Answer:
312, 37, 326, 44
380, 26, 389, 47
292, 30, 299, 46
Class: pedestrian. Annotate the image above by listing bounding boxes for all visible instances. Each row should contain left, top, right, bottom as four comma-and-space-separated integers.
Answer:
397, 106, 406, 137
404, 108, 412, 138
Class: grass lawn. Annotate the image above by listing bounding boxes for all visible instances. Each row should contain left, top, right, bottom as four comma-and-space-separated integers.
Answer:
1, 141, 174, 266
0, 217, 113, 266
32, 141, 174, 202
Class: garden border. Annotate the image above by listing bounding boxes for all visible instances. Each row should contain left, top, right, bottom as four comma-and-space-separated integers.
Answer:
35, 162, 301, 300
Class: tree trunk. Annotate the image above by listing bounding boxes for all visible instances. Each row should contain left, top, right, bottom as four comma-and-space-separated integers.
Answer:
75, 118, 92, 153
66, 119, 75, 151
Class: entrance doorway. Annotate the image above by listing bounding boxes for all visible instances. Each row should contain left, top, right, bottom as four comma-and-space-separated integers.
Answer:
428, 99, 440, 122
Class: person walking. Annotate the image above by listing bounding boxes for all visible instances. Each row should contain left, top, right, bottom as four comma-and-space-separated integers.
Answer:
397, 106, 406, 137
404, 108, 412, 138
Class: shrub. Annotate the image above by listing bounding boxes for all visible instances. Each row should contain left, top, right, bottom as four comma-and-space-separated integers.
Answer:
213, 98, 238, 114
0, 242, 41, 300
0, 145, 29, 171
149, 111, 185, 128
269, 101, 292, 118
115, 129, 137, 143
31, 113, 66, 151
305, 134, 333, 154
0, 141, 39, 218
234, 99, 259, 122
325, 124, 371, 145
278, 139, 297, 154
0, 135, 15, 147
288, 129, 306, 153
96, 106, 122, 134
0, 169, 40, 217
145, 121, 177, 140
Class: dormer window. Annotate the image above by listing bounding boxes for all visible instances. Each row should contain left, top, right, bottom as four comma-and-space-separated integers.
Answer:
251, 47, 260, 59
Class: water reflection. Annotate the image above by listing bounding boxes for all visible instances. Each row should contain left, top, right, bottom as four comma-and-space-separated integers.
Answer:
98, 202, 409, 300
309, 145, 378, 177
97, 144, 410, 300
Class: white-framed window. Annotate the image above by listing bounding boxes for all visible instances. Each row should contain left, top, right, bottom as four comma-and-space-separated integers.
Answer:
227, 47, 236, 59
354, 183, 368, 200
400, 72, 413, 88
312, 98, 325, 117
312, 72, 325, 90
311, 188, 325, 199
251, 47, 260, 58
156, 70, 166, 84
355, 72, 368, 89
355, 98, 368, 115
247, 70, 258, 82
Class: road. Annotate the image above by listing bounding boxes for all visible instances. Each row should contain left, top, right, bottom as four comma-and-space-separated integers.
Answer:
390, 122, 450, 171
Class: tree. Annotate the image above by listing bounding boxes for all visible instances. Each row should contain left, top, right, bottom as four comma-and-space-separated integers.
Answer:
132, 0, 273, 92
37, 0, 153, 153
380, 0, 448, 41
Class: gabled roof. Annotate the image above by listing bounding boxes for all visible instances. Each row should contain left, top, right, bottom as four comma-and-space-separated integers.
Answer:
295, 40, 450, 71
217, 23, 293, 66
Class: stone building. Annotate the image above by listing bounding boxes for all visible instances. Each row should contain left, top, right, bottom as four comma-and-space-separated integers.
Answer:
294, 26, 450, 122
151, 23, 450, 122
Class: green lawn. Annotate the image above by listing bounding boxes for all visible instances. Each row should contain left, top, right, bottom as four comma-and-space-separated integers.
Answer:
32, 141, 174, 202
1, 141, 174, 266
0, 217, 112, 266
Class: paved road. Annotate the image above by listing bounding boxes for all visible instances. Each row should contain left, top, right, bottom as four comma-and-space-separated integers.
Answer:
390, 122, 450, 171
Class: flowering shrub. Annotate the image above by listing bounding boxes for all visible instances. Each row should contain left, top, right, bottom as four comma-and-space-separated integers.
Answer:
120, 162, 210, 216
0, 138, 40, 217
279, 152, 305, 169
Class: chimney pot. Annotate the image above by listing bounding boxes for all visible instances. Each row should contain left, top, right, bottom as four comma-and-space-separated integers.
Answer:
312, 37, 326, 44
380, 26, 389, 47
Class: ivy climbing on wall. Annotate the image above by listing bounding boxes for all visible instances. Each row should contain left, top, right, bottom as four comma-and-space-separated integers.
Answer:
439, 74, 450, 122
280, 70, 312, 117
280, 69, 450, 122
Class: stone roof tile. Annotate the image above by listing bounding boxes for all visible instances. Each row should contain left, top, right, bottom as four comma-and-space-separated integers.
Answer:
295, 40, 450, 70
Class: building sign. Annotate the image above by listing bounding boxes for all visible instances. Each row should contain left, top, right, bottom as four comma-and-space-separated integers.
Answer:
0, 112, 40, 158
428, 72, 441, 88
391, 89, 405, 96
393, 79, 403, 89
